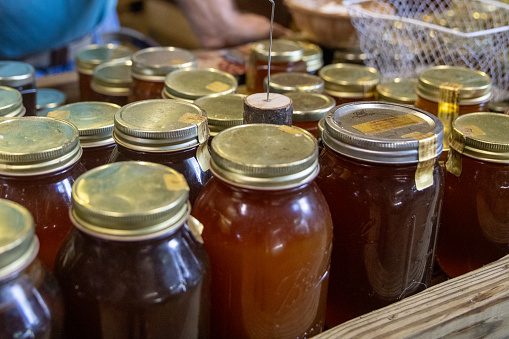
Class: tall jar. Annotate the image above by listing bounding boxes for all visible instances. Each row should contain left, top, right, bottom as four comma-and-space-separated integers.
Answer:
286, 92, 335, 138
316, 102, 444, 326
0, 117, 86, 271
0, 86, 26, 117
0, 61, 36, 116
246, 39, 307, 94
110, 99, 212, 204
91, 60, 132, 106
264, 72, 324, 94
129, 47, 197, 102
436, 113, 509, 278
0, 199, 64, 339
46, 102, 120, 170
192, 124, 333, 338
55, 162, 210, 339
194, 94, 245, 138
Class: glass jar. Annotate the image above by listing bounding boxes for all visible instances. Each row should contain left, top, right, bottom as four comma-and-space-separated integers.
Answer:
0, 61, 36, 116
129, 47, 197, 102
46, 102, 120, 170
316, 101, 444, 326
36, 88, 66, 117
55, 161, 210, 339
286, 92, 335, 138
318, 63, 381, 105
0, 199, 64, 339
91, 60, 132, 106
300, 42, 324, 75
246, 39, 307, 94
192, 124, 333, 338
75, 44, 132, 101
0, 86, 26, 117
194, 94, 245, 138
436, 113, 509, 278
264, 72, 324, 94
162, 68, 237, 102
0, 117, 85, 271
376, 78, 418, 105
110, 99, 212, 204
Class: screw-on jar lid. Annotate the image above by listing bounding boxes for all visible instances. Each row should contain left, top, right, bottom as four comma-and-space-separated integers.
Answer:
91, 60, 132, 96
0, 61, 35, 88
377, 78, 418, 105
300, 42, 324, 73
265, 72, 324, 94
195, 94, 245, 134
163, 68, 237, 101
113, 99, 209, 151
286, 92, 335, 122
0, 117, 82, 175
488, 100, 509, 113
46, 102, 120, 148
0, 86, 25, 117
210, 124, 318, 189
252, 39, 304, 62
75, 44, 132, 74
71, 162, 190, 240
318, 118, 325, 140
0, 199, 38, 279
131, 46, 197, 80
323, 101, 443, 164
450, 113, 509, 162
36, 88, 66, 111
319, 63, 381, 97
417, 66, 492, 105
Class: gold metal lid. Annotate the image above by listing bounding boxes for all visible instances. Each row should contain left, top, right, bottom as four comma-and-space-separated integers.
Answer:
264, 72, 324, 94
46, 102, 120, 148
210, 124, 318, 189
417, 66, 492, 104
377, 78, 418, 105
0, 61, 35, 87
131, 47, 197, 80
300, 42, 324, 73
285, 92, 335, 122
318, 118, 325, 140
252, 39, 304, 62
71, 162, 190, 240
0, 199, 38, 279
36, 88, 66, 110
194, 94, 245, 134
319, 63, 381, 97
75, 44, 132, 75
91, 60, 132, 96
163, 68, 237, 101
489, 100, 509, 114
113, 99, 209, 151
450, 113, 509, 162
0, 86, 25, 117
0, 117, 82, 175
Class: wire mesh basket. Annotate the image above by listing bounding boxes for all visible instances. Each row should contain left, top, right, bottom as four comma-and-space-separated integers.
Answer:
344, 0, 509, 100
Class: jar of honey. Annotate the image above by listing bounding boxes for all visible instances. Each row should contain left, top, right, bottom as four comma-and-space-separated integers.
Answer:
194, 94, 245, 138
110, 99, 211, 204
264, 72, 324, 94
0, 86, 26, 117
192, 124, 333, 338
162, 68, 237, 102
286, 92, 335, 138
0, 61, 36, 116
0, 117, 86, 270
246, 39, 307, 94
436, 113, 509, 278
46, 102, 120, 170
0, 199, 64, 338
36, 88, 66, 117
300, 42, 324, 75
316, 101, 444, 326
376, 78, 418, 105
91, 60, 132, 106
129, 47, 197, 102
55, 161, 210, 339
318, 63, 381, 105
75, 44, 132, 101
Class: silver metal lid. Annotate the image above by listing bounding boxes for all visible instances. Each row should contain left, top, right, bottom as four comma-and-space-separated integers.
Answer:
265, 72, 324, 94
131, 47, 197, 80
377, 78, 418, 105
286, 92, 335, 122
0, 86, 25, 117
319, 63, 381, 97
36, 88, 66, 110
91, 60, 132, 96
252, 39, 304, 62
194, 94, 246, 134
75, 44, 132, 74
0, 61, 35, 87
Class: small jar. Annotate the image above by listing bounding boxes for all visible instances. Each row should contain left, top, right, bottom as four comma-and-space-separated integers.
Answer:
91, 60, 132, 106
194, 93, 245, 138
319, 63, 381, 105
300, 42, 324, 75
246, 39, 307, 94
286, 91, 335, 138
0, 61, 36, 116
316, 102, 444, 326
36, 88, 66, 117
46, 102, 120, 170
75, 44, 132, 101
110, 99, 212, 204
129, 47, 197, 102
55, 162, 210, 339
377, 78, 418, 105
193, 124, 333, 338
264, 72, 324, 94
0, 86, 26, 117
0, 117, 86, 270
436, 113, 509, 278
0, 199, 64, 338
